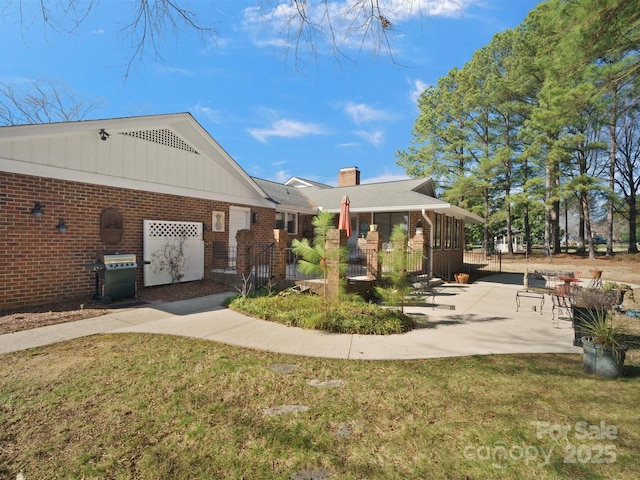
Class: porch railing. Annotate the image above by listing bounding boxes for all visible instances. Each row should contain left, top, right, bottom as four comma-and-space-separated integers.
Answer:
463, 249, 502, 276
253, 242, 275, 290
213, 243, 237, 270
285, 247, 428, 280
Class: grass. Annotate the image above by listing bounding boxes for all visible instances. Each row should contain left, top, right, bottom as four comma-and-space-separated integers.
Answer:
227, 291, 414, 335
1, 334, 639, 479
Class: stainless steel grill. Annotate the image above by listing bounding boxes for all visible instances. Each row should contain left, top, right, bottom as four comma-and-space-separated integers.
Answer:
98, 253, 137, 302
101, 253, 137, 270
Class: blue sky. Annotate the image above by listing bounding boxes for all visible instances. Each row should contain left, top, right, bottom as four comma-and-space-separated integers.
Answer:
1, 0, 541, 186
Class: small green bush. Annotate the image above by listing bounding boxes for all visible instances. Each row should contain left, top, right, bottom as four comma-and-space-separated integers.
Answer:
227, 291, 414, 335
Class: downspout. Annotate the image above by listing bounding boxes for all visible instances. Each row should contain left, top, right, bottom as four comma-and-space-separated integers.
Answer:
422, 209, 433, 280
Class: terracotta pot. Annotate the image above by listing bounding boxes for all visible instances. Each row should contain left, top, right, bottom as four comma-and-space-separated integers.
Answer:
455, 273, 470, 284
590, 269, 603, 279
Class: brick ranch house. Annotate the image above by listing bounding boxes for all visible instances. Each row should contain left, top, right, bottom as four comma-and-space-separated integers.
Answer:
0, 113, 482, 311
261, 167, 484, 281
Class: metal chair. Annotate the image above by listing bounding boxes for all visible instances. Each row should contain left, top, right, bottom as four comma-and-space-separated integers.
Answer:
411, 276, 442, 310
551, 287, 573, 328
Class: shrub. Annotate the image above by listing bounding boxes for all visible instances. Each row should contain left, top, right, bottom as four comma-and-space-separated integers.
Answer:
227, 291, 414, 335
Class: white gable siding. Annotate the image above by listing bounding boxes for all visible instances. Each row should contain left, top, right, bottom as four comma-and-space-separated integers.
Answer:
0, 120, 272, 207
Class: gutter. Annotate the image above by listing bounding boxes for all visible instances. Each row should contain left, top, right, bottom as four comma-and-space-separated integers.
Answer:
422, 209, 433, 280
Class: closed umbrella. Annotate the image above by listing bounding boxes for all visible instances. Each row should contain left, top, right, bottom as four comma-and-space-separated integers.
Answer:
338, 195, 352, 238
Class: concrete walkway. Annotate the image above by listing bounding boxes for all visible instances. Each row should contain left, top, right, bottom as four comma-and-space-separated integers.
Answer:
0, 274, 580, 359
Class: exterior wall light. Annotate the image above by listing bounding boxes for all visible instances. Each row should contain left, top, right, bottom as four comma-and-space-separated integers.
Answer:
56, 219, 68, 234
416, 220, 424, 236
31, 202, 44, 217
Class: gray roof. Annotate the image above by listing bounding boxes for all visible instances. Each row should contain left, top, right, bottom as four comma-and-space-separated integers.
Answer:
301, 178, 484, 224
284, 176, 332, 188
255, 176, 484, 224
252, 177, 316, 213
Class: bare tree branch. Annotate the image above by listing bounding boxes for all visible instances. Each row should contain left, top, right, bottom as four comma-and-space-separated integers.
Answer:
6, 1, 456, 74
8, 0, 215, 76
119, 0, 215, 76
0, 80, 97, 125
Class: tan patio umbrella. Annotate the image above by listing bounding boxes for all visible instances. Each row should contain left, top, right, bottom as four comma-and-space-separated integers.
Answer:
338, 195, 352, 238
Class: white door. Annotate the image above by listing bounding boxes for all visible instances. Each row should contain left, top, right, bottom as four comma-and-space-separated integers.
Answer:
229, 206, 250, 267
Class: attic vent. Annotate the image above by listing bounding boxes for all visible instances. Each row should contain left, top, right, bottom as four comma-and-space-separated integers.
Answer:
120, 128, 199, 154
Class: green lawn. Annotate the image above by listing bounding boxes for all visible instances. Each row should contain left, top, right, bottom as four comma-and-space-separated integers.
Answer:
1, 334, 639, 479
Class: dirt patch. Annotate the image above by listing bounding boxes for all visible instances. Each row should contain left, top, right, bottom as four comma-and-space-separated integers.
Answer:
0, 279, 232, 335
498, 253, 640, 286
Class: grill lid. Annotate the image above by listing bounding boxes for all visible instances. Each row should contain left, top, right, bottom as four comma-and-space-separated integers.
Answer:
99, 253, 137, 270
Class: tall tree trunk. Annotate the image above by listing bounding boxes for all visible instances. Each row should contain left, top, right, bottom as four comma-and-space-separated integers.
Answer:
505, 113, 513, 254
524, 205, 531, 255
545, 164, 553, 258
484, 188, 490, 252
607, 89, 618, 256
629, 193, 638, 253
578, 199, 585, 254
523, 157, 532, 256
582, 193, 596, 259
552, 177, 561, 254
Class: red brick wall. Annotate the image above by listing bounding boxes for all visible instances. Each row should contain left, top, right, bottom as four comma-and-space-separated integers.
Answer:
0, 172, 275, 311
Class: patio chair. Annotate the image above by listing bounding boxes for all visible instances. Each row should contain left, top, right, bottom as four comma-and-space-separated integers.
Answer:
515, 271, 546, 314
410, 276, 442, 310
551, 287, 573, 328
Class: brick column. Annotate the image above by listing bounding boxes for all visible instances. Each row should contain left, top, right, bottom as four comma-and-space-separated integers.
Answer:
272, 229, 289, 281
236, 229, 254, 277
409, 230, 428, 274
365, 230, 383, 280
325, 228, 346, 298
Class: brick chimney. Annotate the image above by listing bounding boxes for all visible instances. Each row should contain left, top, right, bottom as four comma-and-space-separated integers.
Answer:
338, 166, 360, 187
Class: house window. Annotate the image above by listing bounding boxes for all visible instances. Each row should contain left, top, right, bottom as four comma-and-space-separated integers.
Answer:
276, 212, 297, 234
445, 216, 452, 249
454, 219, 461, 249
434, 213, 442, 250
373, 212, 408, 243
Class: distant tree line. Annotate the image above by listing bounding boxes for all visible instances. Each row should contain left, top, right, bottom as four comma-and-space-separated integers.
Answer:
396, 0, 640, 258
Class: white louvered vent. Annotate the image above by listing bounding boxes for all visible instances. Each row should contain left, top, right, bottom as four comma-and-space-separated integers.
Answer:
147, 220, 202, 238
120, 128, 199, 154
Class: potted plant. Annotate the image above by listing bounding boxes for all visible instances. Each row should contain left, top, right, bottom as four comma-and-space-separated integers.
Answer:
580, 311, 639, 379
589, 269, 603, 280
454, 272, 470, 284
571, 287, 617, 346
603, 282, 634, 308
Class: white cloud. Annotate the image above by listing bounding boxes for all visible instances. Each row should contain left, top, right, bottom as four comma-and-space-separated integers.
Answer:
271, 170, 292, 183
410, 79, 429, 104
248, 118, 326, 143
386, 0, 472, 21
336, 141, 361, 148
193, 104, 223, 123
241, 1, 474, 53
156, 65, 193, 76
344, 102, 389, 125
355, 130, 383, 146
361, 171, 410, 184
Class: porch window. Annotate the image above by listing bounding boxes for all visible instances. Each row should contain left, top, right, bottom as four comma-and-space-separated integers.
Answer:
276, 212, 297, 234
454, 219, 461, 249
445, 216, 452, 249
434, 213, 442, 250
